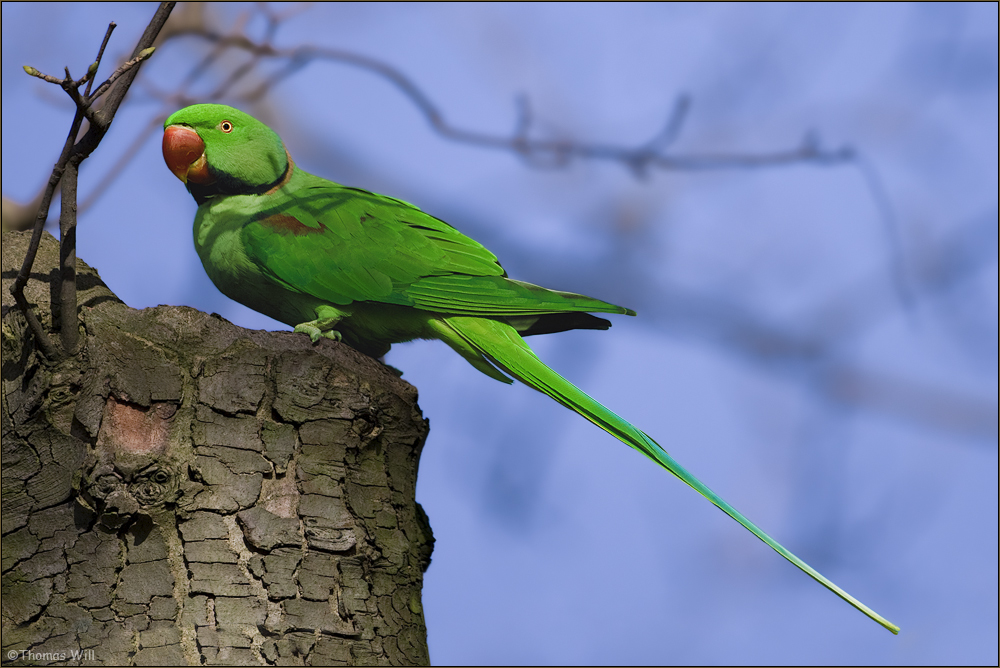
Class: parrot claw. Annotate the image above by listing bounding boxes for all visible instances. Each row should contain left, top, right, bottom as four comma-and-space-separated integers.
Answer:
294, 322, 342, 344
293, 323, 323, 342
295, 306, 348, 343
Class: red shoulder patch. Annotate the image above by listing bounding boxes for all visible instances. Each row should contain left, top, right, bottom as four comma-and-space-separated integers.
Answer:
257, 213, 323, 235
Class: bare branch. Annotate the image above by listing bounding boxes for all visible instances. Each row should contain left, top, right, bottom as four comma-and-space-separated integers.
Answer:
2, 192, 46, 233
157, 26, 859, 177
824, 365, 997, 440
91, 4, 174, 127
87, 47, 157, 102
79, 114, 168, 214
22, 66, 64, 85
83, 22, 116, 98
59, 159, 80, 353
77, 5, 882, 232
854, 152, 915, 314
10, 2, 175, 360
10, 102, 85, 359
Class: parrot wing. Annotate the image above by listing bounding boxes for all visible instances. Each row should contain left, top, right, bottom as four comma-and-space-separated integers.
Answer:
241, 179, 632, 318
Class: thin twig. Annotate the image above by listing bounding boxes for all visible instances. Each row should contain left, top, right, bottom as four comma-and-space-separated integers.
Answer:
11, 105, 86, 359
79, 114, 168, 214
22, 66, 64, 85
78, 6, 867, 218
87, 47, 158, 105
59, 158, 80, 353
854, 152, 915, 315
161, 29, 860, 176
10, 2, 175, 360
84, 22, 117, 98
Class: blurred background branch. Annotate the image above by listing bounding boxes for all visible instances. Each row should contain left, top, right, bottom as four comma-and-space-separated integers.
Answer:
77, 4, 875, 211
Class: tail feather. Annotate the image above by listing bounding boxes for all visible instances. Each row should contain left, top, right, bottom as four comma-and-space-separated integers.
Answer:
443, 316, 899, 635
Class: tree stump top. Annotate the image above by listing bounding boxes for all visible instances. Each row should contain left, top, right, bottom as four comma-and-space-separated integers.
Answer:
3, 229, 434, 666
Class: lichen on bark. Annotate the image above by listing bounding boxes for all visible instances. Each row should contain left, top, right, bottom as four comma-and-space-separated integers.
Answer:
2, 230, 434, 666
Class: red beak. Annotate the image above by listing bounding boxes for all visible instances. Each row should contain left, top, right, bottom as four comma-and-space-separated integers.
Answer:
163, 125, 212, 184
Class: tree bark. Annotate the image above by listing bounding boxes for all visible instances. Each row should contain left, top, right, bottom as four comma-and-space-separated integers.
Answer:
2, 230, 434, 666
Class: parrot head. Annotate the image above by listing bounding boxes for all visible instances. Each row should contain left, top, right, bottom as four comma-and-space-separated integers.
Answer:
163, 104, 289, 200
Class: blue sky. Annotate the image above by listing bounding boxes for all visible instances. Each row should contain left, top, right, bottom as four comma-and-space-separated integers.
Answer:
3, 3, 997, 664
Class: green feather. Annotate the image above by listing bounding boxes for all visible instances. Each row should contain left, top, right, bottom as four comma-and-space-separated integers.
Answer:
164, 103, 899, 634
436, 316, 900, 634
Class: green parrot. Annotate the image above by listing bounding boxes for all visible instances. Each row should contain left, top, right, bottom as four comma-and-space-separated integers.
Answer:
163, 103, 898, 634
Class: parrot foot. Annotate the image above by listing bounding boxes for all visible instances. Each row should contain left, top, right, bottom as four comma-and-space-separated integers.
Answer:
295, 306, 348, 344
294, 322, 343, 344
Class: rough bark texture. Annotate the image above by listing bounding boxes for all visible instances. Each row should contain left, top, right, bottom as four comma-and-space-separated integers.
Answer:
2, 230, 434, 666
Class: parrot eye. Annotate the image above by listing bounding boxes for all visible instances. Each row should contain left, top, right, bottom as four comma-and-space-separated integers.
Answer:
219, 120, 234, 133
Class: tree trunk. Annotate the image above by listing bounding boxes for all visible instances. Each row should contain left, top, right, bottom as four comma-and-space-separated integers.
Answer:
2, 230, 434, 666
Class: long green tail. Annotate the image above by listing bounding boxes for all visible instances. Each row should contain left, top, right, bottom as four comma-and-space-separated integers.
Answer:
443, 316, 899, 634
